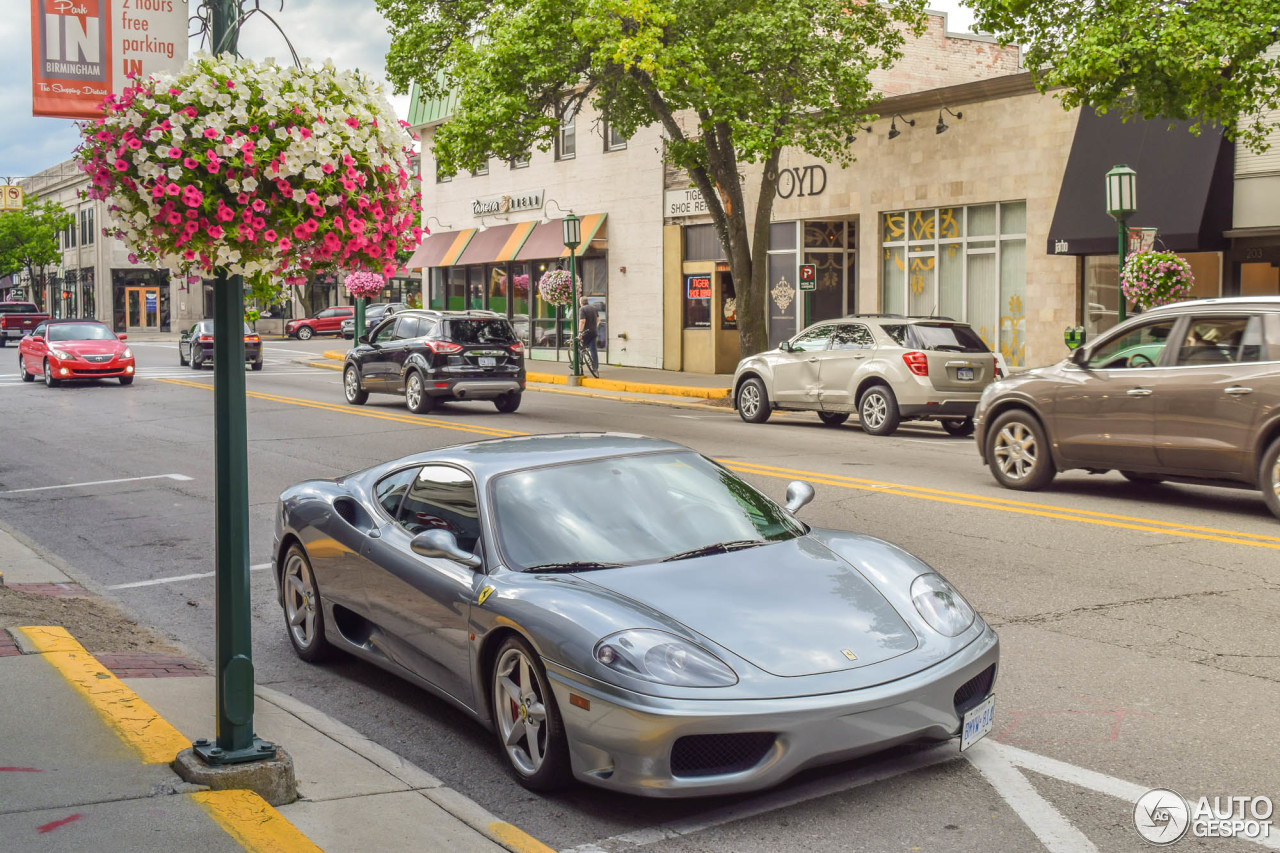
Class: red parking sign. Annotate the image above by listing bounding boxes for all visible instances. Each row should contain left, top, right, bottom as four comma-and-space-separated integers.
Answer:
799, 264, 817, 291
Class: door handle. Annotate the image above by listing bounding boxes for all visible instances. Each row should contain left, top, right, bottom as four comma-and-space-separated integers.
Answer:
368, 528, 382, 539
1225, 386, 1253, 396
1126, 388, 1153, 397
807, 357, 819, 363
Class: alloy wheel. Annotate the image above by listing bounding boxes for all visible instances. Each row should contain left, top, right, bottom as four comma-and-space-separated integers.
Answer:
993, 421, 1039, 481
1272, 457, 1280, 504
406, 373, 422, 410
344, 367, 360, 400
493, 647, 550, 776
283, 552, 319, 650
739, 384, 760, 418
861, 392, 887, 430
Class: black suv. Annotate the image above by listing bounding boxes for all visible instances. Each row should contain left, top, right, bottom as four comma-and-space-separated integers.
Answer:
342, 309, 526, 413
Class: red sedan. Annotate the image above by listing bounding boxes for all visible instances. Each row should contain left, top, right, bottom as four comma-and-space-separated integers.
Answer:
18, 320, 136, 387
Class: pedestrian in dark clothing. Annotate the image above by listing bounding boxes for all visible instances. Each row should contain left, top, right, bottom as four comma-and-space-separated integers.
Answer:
578, 296, 600, 378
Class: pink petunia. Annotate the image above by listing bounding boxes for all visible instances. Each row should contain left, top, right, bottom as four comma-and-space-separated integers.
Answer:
278, 238, 292, 251
203, 128, 219, 139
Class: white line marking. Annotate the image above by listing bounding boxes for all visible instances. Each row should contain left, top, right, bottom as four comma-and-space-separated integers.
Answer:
965, 740, 1099, 853
991, 742, 1148, 802
1, 473, 193, 494
108, 563, 271, 589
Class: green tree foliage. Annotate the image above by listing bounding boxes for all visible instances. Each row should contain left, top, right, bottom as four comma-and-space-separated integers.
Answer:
377, 0, 927, 355
967, 0, 1280, 151
0, 198, 73, 296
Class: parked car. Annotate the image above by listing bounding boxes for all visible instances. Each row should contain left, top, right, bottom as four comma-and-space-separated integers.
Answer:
733, 315, 1000, 435
18, 319, 134, 386
1, 302, 51, 346
286, 305, 354, 340
178, 319, 263, 370
273, 433, 999, 796
975, 296, 1280, 519
342, 309, 525, 414
340, 302, 405, 339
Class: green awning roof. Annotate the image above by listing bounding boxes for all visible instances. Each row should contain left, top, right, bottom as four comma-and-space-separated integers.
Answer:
407, 74, 458, 128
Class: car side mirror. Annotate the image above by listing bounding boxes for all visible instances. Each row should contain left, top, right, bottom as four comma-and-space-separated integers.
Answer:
410, 529, 483, 569
784, 480, 815, 514
117, 333, 127, 340
30, 335, 43, 343
779, 341, 793, 353
1071, 347, 1089, 369
358, 334, 370, 345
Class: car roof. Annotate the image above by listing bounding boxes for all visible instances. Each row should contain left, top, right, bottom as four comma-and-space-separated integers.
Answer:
393, 309, 514, 321
363, 433, 690, 482
46, 318, 107, 325
1144, 296, 1280, 313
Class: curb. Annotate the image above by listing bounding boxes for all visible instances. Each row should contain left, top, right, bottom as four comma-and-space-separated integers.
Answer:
317, 349, 729, 400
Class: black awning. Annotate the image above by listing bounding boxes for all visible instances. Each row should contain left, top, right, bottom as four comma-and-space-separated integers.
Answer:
1047, 108, 1233, 256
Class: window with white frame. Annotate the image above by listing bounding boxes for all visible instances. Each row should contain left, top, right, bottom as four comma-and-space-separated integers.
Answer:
436, 160, 452, 183
472, 161, 489, 176
510, 151, 530, 169
556, 101, 576, 160
881, 202, 1027, 365
604, 120, 627, 151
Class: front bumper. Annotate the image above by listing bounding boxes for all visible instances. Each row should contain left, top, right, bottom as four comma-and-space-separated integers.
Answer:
52, 359, 135, 379
546, 623, 999, 797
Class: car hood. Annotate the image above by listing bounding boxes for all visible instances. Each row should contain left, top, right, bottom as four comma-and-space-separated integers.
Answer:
54, 340, 126, 357
577, 536, 918, 677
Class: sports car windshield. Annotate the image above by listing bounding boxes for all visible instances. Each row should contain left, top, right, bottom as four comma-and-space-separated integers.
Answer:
491, 452, 804, 570
49, 323, 115, 341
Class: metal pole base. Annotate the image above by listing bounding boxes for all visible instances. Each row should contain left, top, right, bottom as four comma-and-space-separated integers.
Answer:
192, 735, 279, 765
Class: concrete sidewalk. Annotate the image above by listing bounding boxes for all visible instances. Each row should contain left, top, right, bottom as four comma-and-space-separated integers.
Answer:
0, 525, 550, 853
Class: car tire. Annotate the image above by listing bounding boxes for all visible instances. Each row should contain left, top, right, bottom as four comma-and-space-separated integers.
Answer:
942, 417, 976, 437
19, 354, 34, 382
1260, 438, 1280, 521
251, 358, 264, 371
986, 409, 1056, 490
405, 371, 434, 414
494, 392, 521, 413
343, 365, 368, 406
1120, 471, 1164, 484
281, 544, 331, 663
297, 325, 314, 341
190, 350, 203, 370
178, 346, 188, 366
43, 359, 60, 388
736, 377, 771, 424
119, 376, 134, 386
858, 384, 900, 436
817, 412, 849, 427
491, 635, 571, 792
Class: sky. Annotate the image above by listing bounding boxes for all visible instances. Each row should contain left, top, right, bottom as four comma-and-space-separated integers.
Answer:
1, 1, 978, 180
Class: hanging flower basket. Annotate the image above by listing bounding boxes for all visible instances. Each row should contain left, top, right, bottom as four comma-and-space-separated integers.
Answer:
1121, 251, 1194, 310
76, 54, 422, 285
537, 269, 578, 306
499, 273, 530, 297
344, 270, 385, 299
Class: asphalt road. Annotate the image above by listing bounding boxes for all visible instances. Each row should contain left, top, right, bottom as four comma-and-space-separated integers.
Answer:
1, 340, 1277, 853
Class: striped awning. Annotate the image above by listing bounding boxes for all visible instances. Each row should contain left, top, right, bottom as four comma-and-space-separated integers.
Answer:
514, 214, 607, 262
405, 228, 476, 270
455, 221, 540, 266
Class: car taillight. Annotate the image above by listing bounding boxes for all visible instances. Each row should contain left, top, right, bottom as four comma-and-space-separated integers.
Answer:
425, 340, 463, 355
994, 356, 1002, 378
902, 351, 929, 376
199, 335, 214, 342
508, 341, 524, 355
246, 335, 260, 342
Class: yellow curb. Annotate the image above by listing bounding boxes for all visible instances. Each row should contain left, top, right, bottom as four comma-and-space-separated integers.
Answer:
488, 821, 557, 853
14, 626, 189, 765
525, 371, 729, 399
322, 350, 346, 362
192, 790, 322, 853
528, 384, 731, 411
308, 361, 343, 371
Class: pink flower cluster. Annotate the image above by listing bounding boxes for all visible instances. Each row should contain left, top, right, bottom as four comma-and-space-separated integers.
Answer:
1121, 251, 1194, 310
498, 273, 530, 296
344, 270, 386, 299
75, 56, 423, 284
537, 269, 578, 306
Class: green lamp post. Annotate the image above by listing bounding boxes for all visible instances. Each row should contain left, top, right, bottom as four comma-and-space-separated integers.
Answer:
1105, 164, 1138, 325
562, 212, 581, 378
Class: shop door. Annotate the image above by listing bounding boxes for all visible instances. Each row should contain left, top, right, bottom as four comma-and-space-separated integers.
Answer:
125, 287, 161, 328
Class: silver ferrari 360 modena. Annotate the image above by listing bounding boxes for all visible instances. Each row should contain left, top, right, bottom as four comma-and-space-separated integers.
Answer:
273, 433, 999, 797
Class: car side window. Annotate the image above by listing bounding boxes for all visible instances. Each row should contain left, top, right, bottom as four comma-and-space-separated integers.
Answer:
789, 325, 833, 353
372, 320, 398, 344
32, 323, 46, 337
396, 465, 481, 553
1086, 320, 1177, 369
391, 316, 422, 341
1175, 316, 1263, 366
830, 324, 874, 350
374, 467, 419, 517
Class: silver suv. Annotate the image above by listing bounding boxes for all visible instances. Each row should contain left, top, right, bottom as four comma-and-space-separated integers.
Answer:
733, 316, 1000, 435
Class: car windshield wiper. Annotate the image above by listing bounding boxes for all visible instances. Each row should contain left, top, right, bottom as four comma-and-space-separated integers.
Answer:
521, 560, 626, 573
661, 539, 768, 562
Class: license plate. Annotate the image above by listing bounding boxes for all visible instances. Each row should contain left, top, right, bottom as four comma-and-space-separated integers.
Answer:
956, 366, 975, 381
478, 356, 496, 367
960, 693, 995, 751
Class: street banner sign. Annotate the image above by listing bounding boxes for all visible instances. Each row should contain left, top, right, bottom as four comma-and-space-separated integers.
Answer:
30, 0, 189, 120
799, 263, 817, 292
1, 185, 24, 210
1127, 226, 1157, 255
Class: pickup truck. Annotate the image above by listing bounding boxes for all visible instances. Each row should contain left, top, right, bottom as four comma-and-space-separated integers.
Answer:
0, 302, 51, 346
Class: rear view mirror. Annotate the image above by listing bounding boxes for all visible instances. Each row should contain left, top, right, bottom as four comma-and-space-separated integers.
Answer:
410, 529, 482, 569
784, 480, 815, 514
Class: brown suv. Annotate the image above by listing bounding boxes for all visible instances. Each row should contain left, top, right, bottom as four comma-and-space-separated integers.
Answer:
974, 297, 1280, 519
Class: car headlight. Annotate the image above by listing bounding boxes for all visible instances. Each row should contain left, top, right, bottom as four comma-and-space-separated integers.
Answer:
594, 629, 737, 687
49, 348, 73, 360
910, 573, 976, 637
122, 347, 133, 359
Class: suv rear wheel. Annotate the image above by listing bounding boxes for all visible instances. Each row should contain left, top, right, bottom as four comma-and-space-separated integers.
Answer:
494, 392, 521, 413
817, 412, 849, 427
942, 417, 975, 437
405, 371, 434, 414
858, 385, 900, 436
736, 377, 771, 424
1261, 438, 1280, 520
987, 409, 1056, 490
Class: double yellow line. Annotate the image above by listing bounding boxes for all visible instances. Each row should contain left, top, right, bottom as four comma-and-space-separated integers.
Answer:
159, 378, 1280, 552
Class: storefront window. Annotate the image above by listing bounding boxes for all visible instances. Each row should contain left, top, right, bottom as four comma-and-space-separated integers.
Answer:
684, 224, 723, 261
721, 272, 737, 330
684, 274, 712, 328
80, 268, 95, 319
447, 267, 466, 310
882, 201, 1027, 365
487, 265, 508, 314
